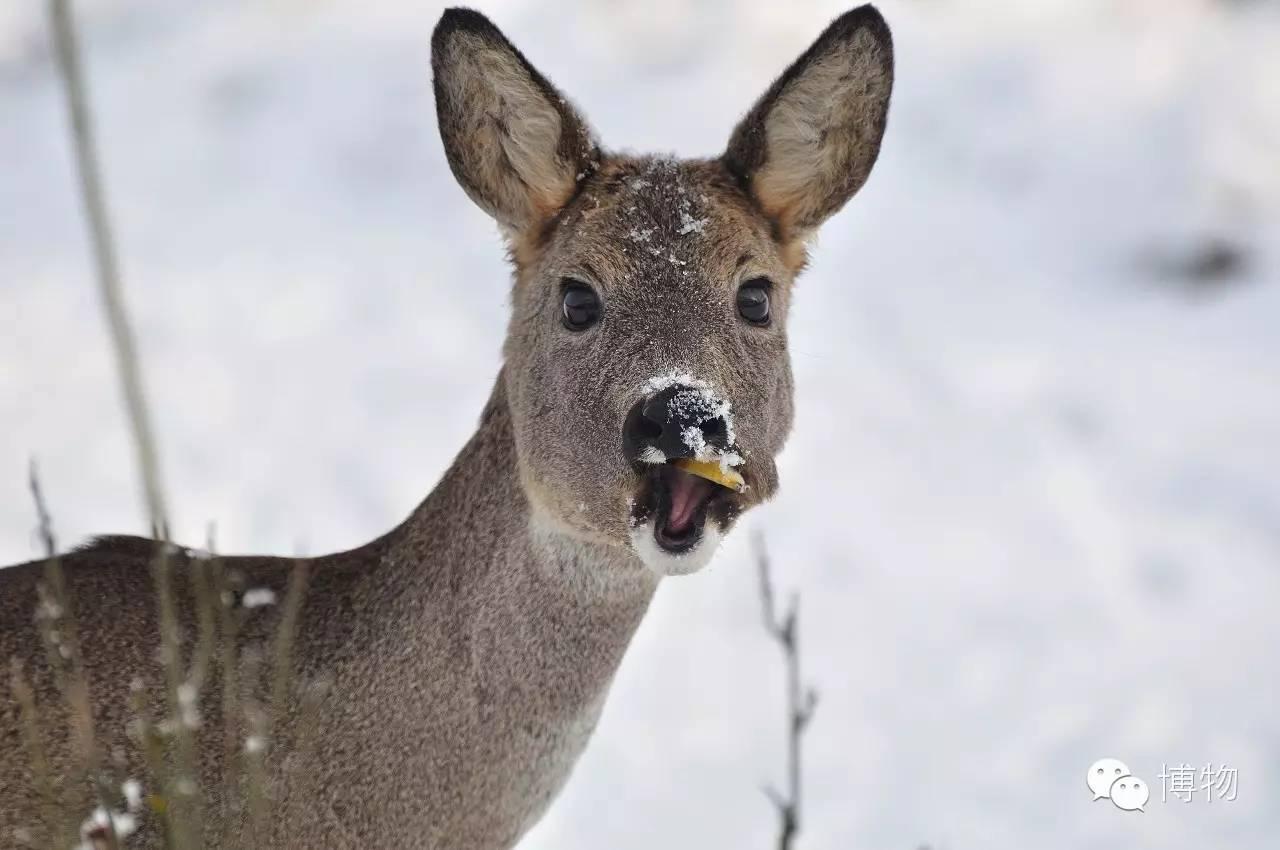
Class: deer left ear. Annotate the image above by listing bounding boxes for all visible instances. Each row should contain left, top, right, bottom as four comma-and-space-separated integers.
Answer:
723, 5, 894, 238
431, 8, 599, 236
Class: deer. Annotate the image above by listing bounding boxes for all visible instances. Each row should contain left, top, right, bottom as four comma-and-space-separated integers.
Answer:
1, 6, 893, 849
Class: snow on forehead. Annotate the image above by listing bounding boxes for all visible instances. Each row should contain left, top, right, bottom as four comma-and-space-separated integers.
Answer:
609, 158, 713, 275
616, 158, 711, 238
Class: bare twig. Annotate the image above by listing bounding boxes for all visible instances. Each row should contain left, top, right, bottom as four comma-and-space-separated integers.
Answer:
213, 568, 245, 850
269, 561, 311, 736
9, 659, 62, 849
754, 531, 819, 850
185, 552, 218, 699
48, 0, 168, 535
46, 6, 201, 846
28, 463, 79, 693
240, 649, 270, 850
44, 9, 318, 848
28, 463, 109, 838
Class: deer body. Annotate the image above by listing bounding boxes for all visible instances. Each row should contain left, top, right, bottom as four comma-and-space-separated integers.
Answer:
1, 7, 893, 849
2, 379, 655, 848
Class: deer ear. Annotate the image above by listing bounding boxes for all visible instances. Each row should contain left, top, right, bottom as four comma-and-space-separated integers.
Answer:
431, 8, 599, 235
723, 5, 893, 237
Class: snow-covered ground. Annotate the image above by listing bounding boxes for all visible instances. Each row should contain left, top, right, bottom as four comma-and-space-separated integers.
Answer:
2, 1, 1278, 848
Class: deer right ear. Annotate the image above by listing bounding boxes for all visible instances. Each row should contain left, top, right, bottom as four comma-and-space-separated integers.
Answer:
431, 8, 599, 237
723, 5, 894, 240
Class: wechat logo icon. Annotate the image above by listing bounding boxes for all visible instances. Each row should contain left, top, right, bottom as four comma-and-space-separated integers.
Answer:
1087, 757, 1149, 812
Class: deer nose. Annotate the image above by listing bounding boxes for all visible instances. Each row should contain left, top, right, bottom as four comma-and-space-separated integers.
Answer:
622, 384, 731, 464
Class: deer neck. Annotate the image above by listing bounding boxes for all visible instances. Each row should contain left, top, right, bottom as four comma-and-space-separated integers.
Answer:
377, 370, 659, 717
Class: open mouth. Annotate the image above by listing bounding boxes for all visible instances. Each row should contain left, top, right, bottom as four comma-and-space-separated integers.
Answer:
631, 462, 740, 554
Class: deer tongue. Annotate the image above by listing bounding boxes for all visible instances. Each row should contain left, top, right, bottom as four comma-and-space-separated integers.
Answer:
665, 465, 715, 535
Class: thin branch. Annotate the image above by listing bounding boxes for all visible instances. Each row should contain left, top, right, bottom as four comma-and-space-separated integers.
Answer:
212, 556, 244, 848
28, 463, 77, 692
269, 561, 311, 735
48, 0, 169, 536
9, 660, 61, 849
29, 462, 107, 838
150, 542, 199, 850
240, 649, 270, 850
754, 531, 819, 850
47, 7, 198, 847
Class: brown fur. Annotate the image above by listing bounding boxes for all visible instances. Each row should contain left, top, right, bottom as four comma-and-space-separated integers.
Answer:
0, 6, 893, 848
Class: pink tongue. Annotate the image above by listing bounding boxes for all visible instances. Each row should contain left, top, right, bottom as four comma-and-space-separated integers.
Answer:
666, 469, 713, 534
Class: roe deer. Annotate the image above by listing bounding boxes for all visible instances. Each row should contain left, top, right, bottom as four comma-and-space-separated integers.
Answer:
0, 6, 893, 848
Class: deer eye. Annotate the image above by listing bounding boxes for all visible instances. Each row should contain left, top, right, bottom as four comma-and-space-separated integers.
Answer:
561, 281, 601, 330
736, 279, 771, 325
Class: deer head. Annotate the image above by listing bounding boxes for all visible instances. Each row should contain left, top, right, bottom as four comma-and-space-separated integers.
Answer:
431, 6, 893, 576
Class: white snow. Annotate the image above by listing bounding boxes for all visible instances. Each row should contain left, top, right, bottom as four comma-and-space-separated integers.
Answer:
177, 681, 200, 729
78, 805, 138, 846
121, 779, 143, 812
2, 2, 1278, 850
240, 588, 276, 609
679, 425, 705, 458
645, 375, 740, 465
676, 211, 708, 236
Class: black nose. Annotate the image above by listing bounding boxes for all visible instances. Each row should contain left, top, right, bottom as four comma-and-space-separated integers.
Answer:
623, 383, 731, 464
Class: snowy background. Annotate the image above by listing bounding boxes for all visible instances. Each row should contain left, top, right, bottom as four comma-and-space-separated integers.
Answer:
2, 0, 1279, 848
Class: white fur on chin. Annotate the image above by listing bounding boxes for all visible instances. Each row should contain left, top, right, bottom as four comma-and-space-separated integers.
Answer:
629, 522, 723, 577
